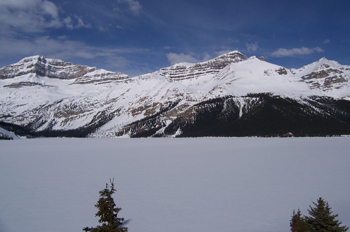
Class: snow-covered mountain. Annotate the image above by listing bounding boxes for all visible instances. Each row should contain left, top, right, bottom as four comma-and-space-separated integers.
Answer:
0, 126, 20, 140
1, 51, 350, 138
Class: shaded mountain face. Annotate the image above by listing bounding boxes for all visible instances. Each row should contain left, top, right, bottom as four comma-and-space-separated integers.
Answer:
0, 51, 350, 138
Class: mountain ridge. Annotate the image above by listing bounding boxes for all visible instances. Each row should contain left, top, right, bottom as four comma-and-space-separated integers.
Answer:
1, 51, 350, 138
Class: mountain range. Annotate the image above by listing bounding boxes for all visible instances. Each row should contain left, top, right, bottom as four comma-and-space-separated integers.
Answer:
1, 51, 350, 138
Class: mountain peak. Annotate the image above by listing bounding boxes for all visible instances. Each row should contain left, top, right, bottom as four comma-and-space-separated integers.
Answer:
217, 50, 243, 56
298, 57, 344, 73
0, 55, 130, 81
318, 57, 329, 63
19, 55, 43, 62
18, 55, 58, 66
1, 53, 350, 138
156, 51, 248, 80
212, 50, 247, 62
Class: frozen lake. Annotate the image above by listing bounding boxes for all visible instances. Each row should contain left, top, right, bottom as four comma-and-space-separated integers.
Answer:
1, 137, 349, 232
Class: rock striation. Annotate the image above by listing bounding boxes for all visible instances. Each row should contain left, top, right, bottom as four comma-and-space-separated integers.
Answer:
1, 51, 350, 138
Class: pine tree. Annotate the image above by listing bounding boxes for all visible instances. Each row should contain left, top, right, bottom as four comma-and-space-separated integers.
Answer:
290, 209, 309, 232
83, 179, 128, 232
306, 197, 348, 232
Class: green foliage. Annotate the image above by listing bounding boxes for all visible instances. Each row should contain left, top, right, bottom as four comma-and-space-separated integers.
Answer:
290, 198, 349, 232
306, 197, 349, 232
83, 179, 128, 232
290, 209, 310, 232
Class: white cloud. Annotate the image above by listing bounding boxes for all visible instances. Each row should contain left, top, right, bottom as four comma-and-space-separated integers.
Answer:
166, 52, 213, 65
105, 56, 130, 68
167, 53, 199, 65
0, 0, 41, 10
41, 0, 60, 21
0, 36, 152, 70
215, 50, 233, 56
117, 0, 142, 15
57, 35, 68, 40
63, 17, 74, 29
271, 47, 324, 57
76, 16, 91, 28
98, 26, 107, 31
246, 42, 259, 52
323, 39, 331, 44
0, 0, 61, 32
0, 0, 91, 32
0, 36, 94, 59
202, 52, 211, 61
64, 16, 91, 30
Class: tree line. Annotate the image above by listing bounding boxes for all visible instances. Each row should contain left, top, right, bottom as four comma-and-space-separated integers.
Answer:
290, 197, 348, 232
84, 180, 348, 232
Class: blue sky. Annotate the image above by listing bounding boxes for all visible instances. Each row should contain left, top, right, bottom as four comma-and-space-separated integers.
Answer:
0, 0, 349, 77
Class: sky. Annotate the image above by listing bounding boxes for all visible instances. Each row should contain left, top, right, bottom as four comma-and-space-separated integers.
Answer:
0, 0, 349, 77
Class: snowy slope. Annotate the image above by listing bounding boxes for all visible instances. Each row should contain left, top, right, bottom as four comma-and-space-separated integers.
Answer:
0, 51, 350, 137
0, 126, 20, 140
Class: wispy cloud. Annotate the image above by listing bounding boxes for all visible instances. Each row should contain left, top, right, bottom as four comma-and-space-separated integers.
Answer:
323, 39, 331, 44
98, 26, 107, 32
0, 0, 91, 32
271, 47, 324, 57
0, 36, 148, 68
215, 50, 234, 56
246, 42, 259, 52
63, 16, 91, 30
0, 36, 94, 60
167, 53, 199, 65
117, 0, 142, 15
0, 0, 61, 33
166, 52, 212, 65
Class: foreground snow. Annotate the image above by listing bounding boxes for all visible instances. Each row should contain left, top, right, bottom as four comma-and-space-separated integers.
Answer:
0, 137, 349, 232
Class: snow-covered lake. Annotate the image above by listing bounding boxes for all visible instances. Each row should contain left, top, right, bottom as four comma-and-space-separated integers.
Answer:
1, 137, 349, 232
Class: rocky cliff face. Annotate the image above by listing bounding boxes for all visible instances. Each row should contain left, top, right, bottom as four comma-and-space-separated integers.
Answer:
0, 55, 128, 81
156, 51, 247, 80
298, 58, 350, 91
0, 51, 350, 138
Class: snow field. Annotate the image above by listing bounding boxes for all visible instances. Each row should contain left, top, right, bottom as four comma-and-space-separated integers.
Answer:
0, 137, 349, 232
